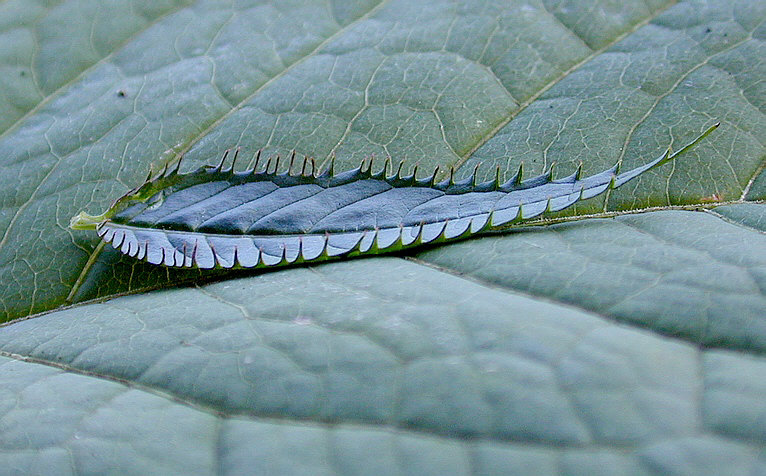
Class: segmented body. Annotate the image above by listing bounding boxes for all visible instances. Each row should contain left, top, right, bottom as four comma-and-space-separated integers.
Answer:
70, 124, 719, 269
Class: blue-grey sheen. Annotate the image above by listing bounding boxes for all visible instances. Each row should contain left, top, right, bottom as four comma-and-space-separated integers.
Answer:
82, 124, 718, 270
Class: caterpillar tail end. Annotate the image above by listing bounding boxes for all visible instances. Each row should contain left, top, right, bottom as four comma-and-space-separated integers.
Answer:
658, 122, 720, 167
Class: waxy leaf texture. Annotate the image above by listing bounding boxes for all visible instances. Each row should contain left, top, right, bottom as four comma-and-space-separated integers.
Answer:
0, 0, 763, 474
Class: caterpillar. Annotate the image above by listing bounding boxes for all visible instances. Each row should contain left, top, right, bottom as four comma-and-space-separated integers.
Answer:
70, 123, 719, 269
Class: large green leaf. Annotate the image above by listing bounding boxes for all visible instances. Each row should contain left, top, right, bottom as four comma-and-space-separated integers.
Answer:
0, 0, 764, 473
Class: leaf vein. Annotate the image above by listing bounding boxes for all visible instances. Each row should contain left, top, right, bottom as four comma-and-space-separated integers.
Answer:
451, 0, 681, 174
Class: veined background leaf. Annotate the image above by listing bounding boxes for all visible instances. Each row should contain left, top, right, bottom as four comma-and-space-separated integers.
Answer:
0, 0, 764, 474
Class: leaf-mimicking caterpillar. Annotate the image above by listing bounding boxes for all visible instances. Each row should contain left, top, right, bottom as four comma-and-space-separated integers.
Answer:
71, 123, 719, 269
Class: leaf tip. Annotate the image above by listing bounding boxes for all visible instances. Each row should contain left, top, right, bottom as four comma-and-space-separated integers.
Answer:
663, 121, 721, 164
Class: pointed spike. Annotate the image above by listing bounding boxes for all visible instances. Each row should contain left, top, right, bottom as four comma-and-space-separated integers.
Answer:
394, 223, 412, 247
295, 236, 305, 262
296, 236, 305, 261
411, 165, 419, 184
608, 162, 621, 189
575, 161, 583, 180
547, 162, 556, 182
320, 154, 336, 178
253, 246, 262, 266
300, 155, 309, 176
449, 166, 455, 185
662, 121, 720, 164
288, 150, 297, 175
188, 239, 197, 267
384, 158, 392, 178
273, 155, 281, 175
554, 162, 580, 183
371, 158, 387, 180
395, 161, 405, 179
348, 164, 365, 181
322, 231, 331, 257
474, 166, 500, 192
208, 241, 218, 267
430, 166, 439, 186
514, 162, 524, 185
415, 220, 426, 245
230, 147, 241, 171
310, 157, 316, 177
217, 149, 230, 171
472, 163, 481, 186
437, 219, 450, 241
367, 155, 375, 175
352, 231, 369, 254
280, 244, 288, 265
169, 155, 184, 175
367, 228, 378, 252
251, 150, 262, 173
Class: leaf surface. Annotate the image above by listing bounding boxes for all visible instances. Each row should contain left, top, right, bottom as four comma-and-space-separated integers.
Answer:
2, 231, 766, 473
0, 0, 765, 473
